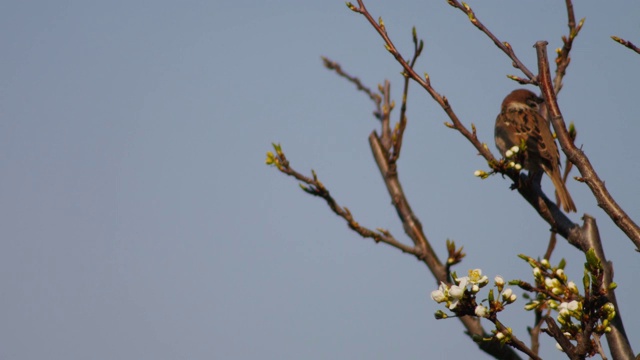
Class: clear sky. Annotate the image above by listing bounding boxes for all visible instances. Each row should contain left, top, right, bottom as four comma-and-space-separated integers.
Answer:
1, 1, 639, 359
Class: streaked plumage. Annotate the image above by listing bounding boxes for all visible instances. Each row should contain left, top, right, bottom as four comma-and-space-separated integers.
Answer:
495, 89, 576, 212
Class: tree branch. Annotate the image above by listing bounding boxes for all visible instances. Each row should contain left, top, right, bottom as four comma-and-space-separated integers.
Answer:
273, 2, 637, 359
611, 36, 640, 54
322, 56, 383, 119
490, 319, 542, 360
347, 0, 588, 253
553, 0, 585, 95
582, 217, 634, 360
535, 42, 640, 251
535, 43, 635, 358
267, 146, 420, 256
446, 0, 537, 82
544, 317, 581, 360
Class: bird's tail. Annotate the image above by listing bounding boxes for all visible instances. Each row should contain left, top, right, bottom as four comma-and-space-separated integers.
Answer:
550, 174, 576, 213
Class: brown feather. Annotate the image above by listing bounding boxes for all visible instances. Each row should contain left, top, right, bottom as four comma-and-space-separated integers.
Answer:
495, 89, 576, 212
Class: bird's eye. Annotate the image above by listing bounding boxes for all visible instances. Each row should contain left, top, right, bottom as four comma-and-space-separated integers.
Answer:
526, 99, 539, 109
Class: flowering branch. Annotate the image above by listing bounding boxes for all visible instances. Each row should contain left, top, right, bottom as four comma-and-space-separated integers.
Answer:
514, 252, 626, 358
269, 1, 636, 359
431, 270, 540, 359
322, 26, 523, 360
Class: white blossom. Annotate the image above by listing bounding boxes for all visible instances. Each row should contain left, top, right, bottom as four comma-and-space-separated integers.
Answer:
532, 267, 541, 277
501, 288, 513, 301
431, 289, 446, 303
558, 300, 579, 316
468, 269, 488, 285
474, 305, 487, 317
448, 277, 468, 309
431, 282, 448, 303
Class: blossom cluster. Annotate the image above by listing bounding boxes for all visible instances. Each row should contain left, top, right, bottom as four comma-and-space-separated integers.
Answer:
430, 269, 516, 320
516, 254, 617, 350
504, 145, 523, 170
473, 145, 523, 179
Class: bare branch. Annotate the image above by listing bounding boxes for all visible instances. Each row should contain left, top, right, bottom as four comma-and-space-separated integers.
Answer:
379, 80, 393, 151
528, 315, 546, 358
553, 1, 585, 94
447, 0, 537, 82
267, 145, 420, 256
322, 56, 383, 119
611, 36, 640, 54
389, 26, 423, 165
349, 1, 496, 163
368, 133, 444, 278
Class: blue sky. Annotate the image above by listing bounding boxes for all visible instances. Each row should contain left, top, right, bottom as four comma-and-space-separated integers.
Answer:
1, 1, 639, 359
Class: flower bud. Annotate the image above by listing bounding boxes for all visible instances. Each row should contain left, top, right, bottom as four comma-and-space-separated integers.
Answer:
431, 289, 446, 303
434, 310, 448, 319
474, 305, 487, 317
501, 288, 513, 301
524, 300, 539, 311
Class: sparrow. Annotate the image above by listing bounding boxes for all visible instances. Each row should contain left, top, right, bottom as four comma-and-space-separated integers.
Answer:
494, 89, 576, 212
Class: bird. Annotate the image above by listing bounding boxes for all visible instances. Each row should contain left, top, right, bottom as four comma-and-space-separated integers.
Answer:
494, 89, 576, 212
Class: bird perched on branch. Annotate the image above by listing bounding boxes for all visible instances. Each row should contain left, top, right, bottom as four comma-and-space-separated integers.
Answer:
494, 89, 576, 213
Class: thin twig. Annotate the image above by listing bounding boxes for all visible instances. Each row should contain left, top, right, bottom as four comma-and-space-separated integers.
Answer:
543, 233, 557, 262
447, 0, 537, 83
592, 334, 608, 360
529, 314, 546, 358
269, 147, 420, 256
348, 1, 495, 164
380, 80, 392, 151
322, 56, 383, 119
611, 36, 640, 54
389, 27, 423, 166
553, 0, 585, 94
